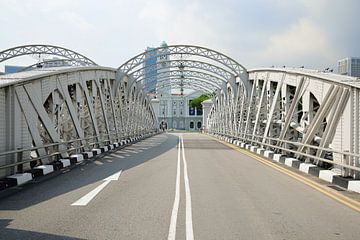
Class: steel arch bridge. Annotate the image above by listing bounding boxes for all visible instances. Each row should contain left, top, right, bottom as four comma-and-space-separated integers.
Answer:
0, 44, 157, 179
0, 44, 360, 185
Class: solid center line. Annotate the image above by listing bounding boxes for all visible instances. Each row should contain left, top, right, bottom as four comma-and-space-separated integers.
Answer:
71, 170, 122, 206
181, 135, 194, 240
168, 136, 181, 240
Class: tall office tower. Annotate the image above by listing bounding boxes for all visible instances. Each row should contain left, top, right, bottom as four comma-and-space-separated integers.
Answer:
143, 47, 158, 93
338, 57, 360, 77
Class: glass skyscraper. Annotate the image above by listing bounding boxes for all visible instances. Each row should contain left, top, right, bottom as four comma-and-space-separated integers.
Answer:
143, 42, 170, 94
144, 47, 158, 93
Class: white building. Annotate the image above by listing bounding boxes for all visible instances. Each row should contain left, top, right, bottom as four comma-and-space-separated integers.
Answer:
338, 57, 360, 77
151, 91, 204, 131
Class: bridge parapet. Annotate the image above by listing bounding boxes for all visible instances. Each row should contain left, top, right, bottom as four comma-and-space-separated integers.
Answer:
0, 66, 157, 178
206, 68, 360, 179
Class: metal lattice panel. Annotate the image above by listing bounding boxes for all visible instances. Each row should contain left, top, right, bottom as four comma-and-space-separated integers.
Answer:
154, 77, 218, 93
205, 68, 360, 179
138, 69, 225, 88
118, 45, 247, 78
0, 44, 97, 66
156, 83, 214, 94
131, 59, 234, 81
20, 59, 92, 72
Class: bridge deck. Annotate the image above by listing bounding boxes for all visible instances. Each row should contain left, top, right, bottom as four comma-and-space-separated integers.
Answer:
0, 133, 360, 239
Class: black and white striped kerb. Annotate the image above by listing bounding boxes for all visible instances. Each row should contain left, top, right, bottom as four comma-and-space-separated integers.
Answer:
216, 135, 360, 194
0, 132, 157, 193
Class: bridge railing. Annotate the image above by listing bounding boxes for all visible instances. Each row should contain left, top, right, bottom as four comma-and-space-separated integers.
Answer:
209, 131, 360, 176
0, 131, 156, 174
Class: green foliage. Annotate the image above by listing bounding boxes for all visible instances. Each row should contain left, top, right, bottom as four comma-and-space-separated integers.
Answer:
189, 94, 211, 109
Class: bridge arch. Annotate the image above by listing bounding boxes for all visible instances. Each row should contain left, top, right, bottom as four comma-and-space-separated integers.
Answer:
0, 44, 97, 66
117, 45, 250, 96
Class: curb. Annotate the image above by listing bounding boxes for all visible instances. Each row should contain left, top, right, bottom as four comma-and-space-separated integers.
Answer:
212, 134, 360, 194
0, 133, 158, 195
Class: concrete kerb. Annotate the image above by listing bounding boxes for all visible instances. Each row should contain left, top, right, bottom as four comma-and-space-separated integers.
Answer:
319, 170, 341, 183
264, 150, 274, 159
0, 132, 159, 194
212, 133, 360, 194
7, 173, 33, 186
256, 148, 265, 155
250, 146, 258, 153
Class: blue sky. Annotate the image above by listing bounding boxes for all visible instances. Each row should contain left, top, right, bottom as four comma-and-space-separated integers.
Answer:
0, 0, 359, 71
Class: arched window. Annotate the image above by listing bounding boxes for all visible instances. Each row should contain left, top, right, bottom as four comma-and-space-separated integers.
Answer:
190, 121, 194, 129
197, 121, 202, 129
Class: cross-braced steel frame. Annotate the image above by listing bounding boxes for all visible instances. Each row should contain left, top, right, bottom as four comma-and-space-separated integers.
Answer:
117, 45, 250, 96
0, 44, 97, 66
1, 44, 359, 182
206, 68, 360, 179
0, 67, 157, 178
19, 59, 92, 72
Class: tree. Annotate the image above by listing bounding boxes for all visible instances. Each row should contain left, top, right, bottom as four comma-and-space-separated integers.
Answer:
189, 94, 211, 109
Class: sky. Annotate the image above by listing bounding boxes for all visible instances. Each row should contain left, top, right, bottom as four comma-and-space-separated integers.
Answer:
0, 0, 359, 71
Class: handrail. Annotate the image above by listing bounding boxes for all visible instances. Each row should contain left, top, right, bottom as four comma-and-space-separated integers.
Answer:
209, 131, 360, 173
0, 131, 130, 157
0, 130, 156, 171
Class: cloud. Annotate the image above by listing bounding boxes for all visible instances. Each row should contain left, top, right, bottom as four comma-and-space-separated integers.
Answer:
0, 0, 359, 71
257, 18, 336, 67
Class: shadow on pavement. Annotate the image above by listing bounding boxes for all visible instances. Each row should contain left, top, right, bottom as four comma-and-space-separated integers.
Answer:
0, 133, 178, 211
0, 219, 83, 240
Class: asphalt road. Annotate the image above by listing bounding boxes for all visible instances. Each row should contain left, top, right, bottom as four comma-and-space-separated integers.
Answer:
1, 133, 360, 240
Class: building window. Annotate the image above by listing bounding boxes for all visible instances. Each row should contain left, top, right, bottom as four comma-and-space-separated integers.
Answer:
197, 121, 202, 129
190, 121, 194, 129
189, 107, 195, 115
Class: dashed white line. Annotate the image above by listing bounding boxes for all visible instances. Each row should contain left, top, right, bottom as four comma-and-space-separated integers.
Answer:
168, 136, 181, 240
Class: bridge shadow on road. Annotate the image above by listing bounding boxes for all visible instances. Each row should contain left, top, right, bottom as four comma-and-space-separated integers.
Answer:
0, 219, 83, 240
0, 133, 178, 211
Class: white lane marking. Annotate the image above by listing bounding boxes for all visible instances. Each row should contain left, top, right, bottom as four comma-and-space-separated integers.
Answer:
181, 135, 194, 240
168, 136, 181, 240
71, 170, 122, 206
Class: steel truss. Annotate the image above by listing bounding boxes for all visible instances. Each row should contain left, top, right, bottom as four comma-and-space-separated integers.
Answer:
117, 45, 250, 95
154, 78, 218, 93
0, 44, 97, 66
206, 69, 360, 179
0, 68, 157, 177
4, 44, 359, 182
131, 59, 234, 81
156, 83, 214, 94
138, 69, 225, 88
20, 59, 91, 72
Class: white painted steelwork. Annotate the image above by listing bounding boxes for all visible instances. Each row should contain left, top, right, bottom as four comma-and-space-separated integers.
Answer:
0, 64, 157, 178
207, 67, 360, 179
